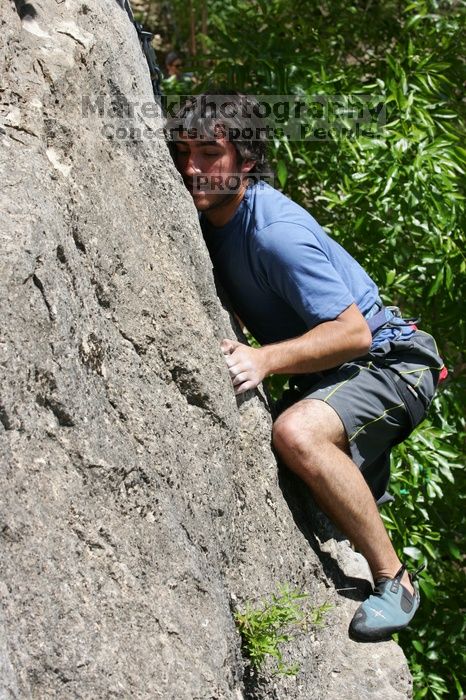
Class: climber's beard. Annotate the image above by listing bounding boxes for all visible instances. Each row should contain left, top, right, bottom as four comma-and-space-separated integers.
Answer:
183, 176, 247, 213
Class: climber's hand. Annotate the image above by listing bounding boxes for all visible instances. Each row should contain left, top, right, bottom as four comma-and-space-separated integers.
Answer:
221, 339, 268, 395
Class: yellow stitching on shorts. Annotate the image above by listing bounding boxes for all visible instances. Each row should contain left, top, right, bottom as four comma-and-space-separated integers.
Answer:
323, 368, 360, 401
399, 365, 443, 388
322, 362, 374, 402
398, 366, 428, 388
399, 365, 443, 375
349, 402, 404, 442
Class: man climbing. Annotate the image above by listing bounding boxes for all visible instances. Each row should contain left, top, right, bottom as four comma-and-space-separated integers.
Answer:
167, 93, 443, 642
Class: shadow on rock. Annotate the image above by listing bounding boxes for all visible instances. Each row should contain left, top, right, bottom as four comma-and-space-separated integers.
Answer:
277, 461, 372, 602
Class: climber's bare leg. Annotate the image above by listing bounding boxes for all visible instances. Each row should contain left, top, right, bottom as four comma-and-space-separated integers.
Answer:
272, 398, 413, 594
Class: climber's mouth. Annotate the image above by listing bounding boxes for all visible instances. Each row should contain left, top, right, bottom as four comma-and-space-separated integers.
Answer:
184, 178, 207, 195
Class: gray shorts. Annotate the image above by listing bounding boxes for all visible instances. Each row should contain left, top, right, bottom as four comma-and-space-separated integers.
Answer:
277, 330, 443, 503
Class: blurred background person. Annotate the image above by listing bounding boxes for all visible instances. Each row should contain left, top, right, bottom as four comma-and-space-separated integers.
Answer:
165, 50, 184, 80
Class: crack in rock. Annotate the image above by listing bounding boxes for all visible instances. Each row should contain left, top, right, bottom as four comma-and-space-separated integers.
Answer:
32, 274, 56, 322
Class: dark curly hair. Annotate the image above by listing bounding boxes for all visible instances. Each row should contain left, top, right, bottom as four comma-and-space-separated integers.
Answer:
165, 93, 270, 175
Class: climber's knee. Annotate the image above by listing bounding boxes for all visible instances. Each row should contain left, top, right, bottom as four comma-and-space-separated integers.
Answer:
272, 398, 348, 472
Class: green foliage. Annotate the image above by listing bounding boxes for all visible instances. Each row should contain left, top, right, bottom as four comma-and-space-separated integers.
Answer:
154, 0, 466, 695
234, 585, 332, 675
161, 73, 196, 95
384, 388, 466, 699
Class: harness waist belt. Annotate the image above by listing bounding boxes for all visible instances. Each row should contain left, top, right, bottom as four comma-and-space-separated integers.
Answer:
367, 307, 391, 335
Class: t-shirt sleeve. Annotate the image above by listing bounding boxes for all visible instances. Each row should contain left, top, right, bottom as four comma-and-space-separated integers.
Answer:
256, 222, 355, 328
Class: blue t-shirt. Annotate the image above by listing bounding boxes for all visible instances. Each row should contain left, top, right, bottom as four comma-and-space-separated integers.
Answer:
201, 183, 380, 345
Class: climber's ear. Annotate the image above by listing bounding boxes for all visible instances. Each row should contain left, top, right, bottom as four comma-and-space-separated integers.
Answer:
239, 159, 256, 174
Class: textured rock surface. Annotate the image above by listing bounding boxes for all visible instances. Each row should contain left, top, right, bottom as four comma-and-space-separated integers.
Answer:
0, 1, 412, 698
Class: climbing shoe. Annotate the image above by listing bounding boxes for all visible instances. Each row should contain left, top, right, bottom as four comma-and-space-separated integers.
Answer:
349, 564, 422, 642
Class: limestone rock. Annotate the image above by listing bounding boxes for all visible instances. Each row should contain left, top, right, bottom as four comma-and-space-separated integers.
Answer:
0, 1, 411, 698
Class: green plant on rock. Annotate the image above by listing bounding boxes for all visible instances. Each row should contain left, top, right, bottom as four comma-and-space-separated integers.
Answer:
234, 585, 332, 676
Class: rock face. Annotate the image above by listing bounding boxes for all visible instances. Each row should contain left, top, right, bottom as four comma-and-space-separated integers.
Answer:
0, 1, 412, 698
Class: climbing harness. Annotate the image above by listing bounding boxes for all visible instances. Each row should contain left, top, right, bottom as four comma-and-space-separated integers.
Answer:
368, 305, 446, 438
366, 305, 418, 336
123, 0, 163, 101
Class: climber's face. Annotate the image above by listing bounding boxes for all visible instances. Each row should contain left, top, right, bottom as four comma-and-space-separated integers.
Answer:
173, 135, 254, 221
